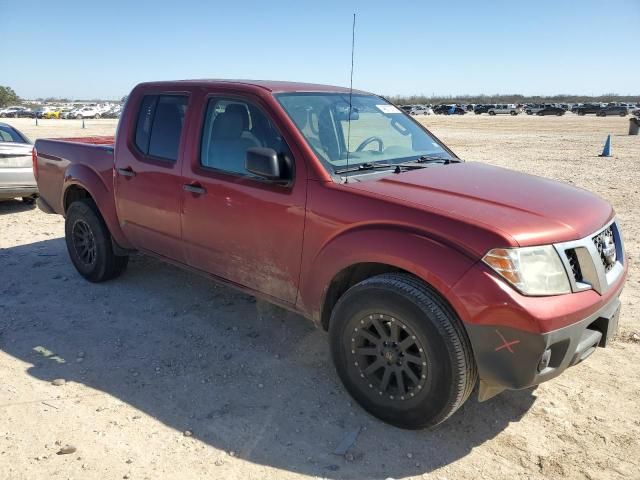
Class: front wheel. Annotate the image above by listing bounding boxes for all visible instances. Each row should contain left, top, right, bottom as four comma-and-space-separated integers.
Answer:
329, 273, 477, 429
65, 199, 128, 282
489, 111, 496, 116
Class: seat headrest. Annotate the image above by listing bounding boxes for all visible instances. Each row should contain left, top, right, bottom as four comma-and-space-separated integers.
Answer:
224, 104, 250, 130
288, 106, 308, 129
211, 111, 243, 139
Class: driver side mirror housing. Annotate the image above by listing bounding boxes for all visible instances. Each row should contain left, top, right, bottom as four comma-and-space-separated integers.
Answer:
245, 147, 292, 184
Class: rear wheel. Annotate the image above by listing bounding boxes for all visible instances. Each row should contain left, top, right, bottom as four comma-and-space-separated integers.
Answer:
65, 199, 128, 282
489, 111, 496, 116
329, 273, 477, 429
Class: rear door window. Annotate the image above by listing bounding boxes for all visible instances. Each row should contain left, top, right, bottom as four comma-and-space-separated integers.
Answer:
134, 94, 188, 162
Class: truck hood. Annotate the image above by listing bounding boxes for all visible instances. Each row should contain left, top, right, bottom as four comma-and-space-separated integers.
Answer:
348, 162, 613, 246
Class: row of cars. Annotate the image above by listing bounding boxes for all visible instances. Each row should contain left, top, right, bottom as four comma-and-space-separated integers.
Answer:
0, 104, 123, 119
401, 102, 640, 117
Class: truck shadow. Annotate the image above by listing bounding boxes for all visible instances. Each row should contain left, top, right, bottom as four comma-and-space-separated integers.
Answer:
0, 238, 536, 479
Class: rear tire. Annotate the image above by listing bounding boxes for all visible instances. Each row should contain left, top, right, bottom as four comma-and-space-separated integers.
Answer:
329, 273, 477, 429
65, 199, 128, 282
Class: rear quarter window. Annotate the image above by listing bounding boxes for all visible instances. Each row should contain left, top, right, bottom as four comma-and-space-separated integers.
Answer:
134, 94, 188, 161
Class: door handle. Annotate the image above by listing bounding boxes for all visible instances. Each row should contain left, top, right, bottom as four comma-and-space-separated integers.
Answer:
117, 167, 136, 177
183, 183, 206, 195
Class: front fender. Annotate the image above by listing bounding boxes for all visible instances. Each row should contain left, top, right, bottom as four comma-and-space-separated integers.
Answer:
63, 163, 132, 249
298, 226, 477, 324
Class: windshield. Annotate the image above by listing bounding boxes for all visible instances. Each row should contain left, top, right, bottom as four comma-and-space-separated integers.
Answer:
276, 93, 452, 173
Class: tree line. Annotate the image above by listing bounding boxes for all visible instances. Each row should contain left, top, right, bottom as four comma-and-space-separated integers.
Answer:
388, 93, 640, 105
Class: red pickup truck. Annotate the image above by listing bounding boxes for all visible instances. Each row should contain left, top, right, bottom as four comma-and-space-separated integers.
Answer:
34, 80, 627, 429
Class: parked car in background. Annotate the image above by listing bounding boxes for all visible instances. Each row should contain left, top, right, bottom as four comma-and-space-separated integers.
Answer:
597, 105, 628, 117
42, 107, 62, 119
525, 104, 546, 115
73, 106, 102, 119
575, 104, 603, 115
434, 104, 466, 115
0, 106, 34, 118
103, 106, 123, 118
473, 104, 495, 114
536, 106, 566, 116
0, 106, 25, 118
409, 106, 433, 116
59, 107, 76, 119
0, 122, 37, 203
488, 104, 520, 115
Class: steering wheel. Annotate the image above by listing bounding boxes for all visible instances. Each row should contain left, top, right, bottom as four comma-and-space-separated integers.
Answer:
355, 136, 384, 152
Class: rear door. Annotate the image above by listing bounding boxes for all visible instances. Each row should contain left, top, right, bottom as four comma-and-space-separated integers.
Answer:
114, 92, 190, 263
180, 92, 307, 304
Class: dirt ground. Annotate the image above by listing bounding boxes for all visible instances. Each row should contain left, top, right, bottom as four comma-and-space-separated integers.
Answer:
0, 115, 638, 480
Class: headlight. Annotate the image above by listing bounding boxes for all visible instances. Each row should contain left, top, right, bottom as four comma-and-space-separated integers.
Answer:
483, 245, 571, 296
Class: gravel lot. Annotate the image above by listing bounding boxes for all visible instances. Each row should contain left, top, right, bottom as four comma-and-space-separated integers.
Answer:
0, 115, 638, 480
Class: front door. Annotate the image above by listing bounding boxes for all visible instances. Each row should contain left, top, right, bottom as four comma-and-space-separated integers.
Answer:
180, 95, 306, 304
114, 93, 189, 263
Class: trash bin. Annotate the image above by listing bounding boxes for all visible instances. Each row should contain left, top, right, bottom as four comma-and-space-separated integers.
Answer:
630, 117, 640, 135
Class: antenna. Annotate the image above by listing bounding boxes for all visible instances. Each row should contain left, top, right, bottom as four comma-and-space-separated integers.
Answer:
344, 13, 356, 184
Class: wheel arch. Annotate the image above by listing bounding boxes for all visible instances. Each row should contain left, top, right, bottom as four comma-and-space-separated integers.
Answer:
300, 227, 477, 331
62, 165, 132, 249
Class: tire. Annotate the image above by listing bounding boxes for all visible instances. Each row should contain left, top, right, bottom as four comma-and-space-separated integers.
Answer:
22, 196, 36, 205
329, 273, 477, 429
65, 199, 128, 282
489, 111, 496, 116
510, 111, 517, 116
95, 113, 101, 119
76, 114, 82, 119
620, 112, 626, 117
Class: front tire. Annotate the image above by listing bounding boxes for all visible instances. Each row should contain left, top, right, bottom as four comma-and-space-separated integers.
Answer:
65, 199, 128, 282
329, 273, 477, 429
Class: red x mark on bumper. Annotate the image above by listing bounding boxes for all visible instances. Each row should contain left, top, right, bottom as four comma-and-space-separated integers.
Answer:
494, 329, 521, 353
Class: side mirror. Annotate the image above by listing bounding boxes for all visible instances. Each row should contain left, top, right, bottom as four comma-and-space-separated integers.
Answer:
246, 147, 288, 182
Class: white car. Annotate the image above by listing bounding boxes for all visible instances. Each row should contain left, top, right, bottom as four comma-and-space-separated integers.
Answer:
73, 106, 102, 119
0, 122, 37, 203
488, 104, 520, 116
410, 106, 434, 116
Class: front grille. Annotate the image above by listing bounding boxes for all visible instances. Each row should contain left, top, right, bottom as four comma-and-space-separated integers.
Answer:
592, 226, 616, 273
565, 249, 583, 282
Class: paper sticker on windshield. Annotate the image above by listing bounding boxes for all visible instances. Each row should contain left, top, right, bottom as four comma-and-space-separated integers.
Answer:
376, 104, 401, 114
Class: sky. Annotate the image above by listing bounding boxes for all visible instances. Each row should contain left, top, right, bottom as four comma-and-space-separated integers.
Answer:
2, 0, 639, 99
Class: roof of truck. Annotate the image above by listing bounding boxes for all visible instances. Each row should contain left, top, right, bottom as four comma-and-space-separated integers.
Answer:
138, 79, 370, 95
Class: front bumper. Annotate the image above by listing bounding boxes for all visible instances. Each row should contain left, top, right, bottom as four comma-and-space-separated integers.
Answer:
466, 292, 621, 401
449, 245, 627, 401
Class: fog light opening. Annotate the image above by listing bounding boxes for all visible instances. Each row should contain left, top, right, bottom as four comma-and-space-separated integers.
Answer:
538, 349, 552, 372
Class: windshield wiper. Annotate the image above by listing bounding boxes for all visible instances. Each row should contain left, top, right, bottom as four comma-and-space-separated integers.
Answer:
411, 154, 459, 164
335, 162, 395, 174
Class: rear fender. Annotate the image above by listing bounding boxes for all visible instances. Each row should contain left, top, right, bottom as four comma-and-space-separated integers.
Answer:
63, 163, 132, 249
298, 226, 477, 325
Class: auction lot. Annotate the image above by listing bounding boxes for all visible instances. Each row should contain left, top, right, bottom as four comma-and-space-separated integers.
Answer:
0, 116, 638, 480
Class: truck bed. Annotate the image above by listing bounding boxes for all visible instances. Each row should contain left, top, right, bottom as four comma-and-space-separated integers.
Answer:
34, 136, 116, 215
